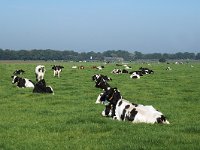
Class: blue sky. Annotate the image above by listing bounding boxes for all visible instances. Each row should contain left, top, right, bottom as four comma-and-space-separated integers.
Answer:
0, 0, 199, 53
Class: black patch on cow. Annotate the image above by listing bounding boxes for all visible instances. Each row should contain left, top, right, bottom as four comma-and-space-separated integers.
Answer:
33, 79, 53, 94
121, 109, 126, 121
17, 78, 26, 87
118, 100, 122, 106
126, 108, 138, 121
132, 103, 138, 107
125, 105, 130, 109
156, 115, 166, 124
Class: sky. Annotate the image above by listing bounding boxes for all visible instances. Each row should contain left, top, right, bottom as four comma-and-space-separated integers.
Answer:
0, 0, 199, 53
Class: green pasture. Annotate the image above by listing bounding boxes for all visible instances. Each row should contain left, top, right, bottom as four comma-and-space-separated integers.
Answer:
0, 61, 199, 150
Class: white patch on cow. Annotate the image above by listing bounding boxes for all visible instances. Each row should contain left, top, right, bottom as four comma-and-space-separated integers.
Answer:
35, 65, 45, 81
130, 72, 140, 79
24, 79, 35, 88
96, 93, 103, 104
114, 99, 170, 124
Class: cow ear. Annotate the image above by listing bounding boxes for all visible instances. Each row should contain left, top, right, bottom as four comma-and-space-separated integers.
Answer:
11, 76, 14, 78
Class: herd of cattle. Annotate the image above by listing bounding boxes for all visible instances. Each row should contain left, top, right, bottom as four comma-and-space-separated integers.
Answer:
11, 65, 64, 94
11, 63, 170, 125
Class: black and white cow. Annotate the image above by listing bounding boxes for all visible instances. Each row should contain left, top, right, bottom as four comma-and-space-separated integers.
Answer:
92, 74, 112, 82
95, 77, 111, 90
92, 74, 112, 90
52, 65, 64, 77
13, 69, 25, 75
33, 79, 54, 94
11, 75, 34, 88
139, 67, 154, 74
130, 72, 141, 79
35, 65, 45, 81
111, 69, 122, 74
100, 88, 169, 124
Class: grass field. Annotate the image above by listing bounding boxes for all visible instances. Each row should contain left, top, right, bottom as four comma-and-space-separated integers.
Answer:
0, 60, 199, 150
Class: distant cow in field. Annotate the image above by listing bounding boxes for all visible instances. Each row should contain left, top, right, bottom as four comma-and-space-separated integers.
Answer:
100, 88, 170, 124
72, 66, 78, 69
111, 69, 122, 74
139, 67, 154, 74
35, 65, 45, 81
92, 74, 112, 82
166, 67, 172, 70
52, 65, 64, 77
11, 75, 34, 88
33, 79, 54, 94
130, 72, 141, 79
94, 75, 111, 90
13, 69, 25, 75
79, 66, 85, 69
96, 66, 104, 70
122, 69, 129, 74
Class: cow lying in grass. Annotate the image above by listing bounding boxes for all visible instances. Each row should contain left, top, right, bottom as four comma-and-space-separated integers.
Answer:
99, 87, 169, 124
11, 75, 34, 88
33, 79, 54, 94
92, 74, 112, 90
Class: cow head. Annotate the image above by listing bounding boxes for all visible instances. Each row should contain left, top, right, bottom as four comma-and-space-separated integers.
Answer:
95, 77, 110, 90
11, 75, 19, 84
101, 88, 121, 105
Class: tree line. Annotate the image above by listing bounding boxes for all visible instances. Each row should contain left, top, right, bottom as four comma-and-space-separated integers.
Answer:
0, 49, 199, 61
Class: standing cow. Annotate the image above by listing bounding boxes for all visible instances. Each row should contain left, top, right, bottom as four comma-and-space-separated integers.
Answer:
52, 65, 64, 77
35, 65, 45, 81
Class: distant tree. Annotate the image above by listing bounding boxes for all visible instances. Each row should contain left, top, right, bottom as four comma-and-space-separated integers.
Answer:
159, 58, 167, 63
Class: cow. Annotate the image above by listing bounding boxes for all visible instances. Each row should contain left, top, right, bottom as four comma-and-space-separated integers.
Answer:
100, 87, 169, 124
72, 66, 78, 69
92, 74, 112, 82
123, 65, 132, 69
35, 65, 45, 81
79, 66, 85, 69
95, 76, 111, 90
166, 67, 172, 70
52, 65, 64, 77
122, 69, 129, 74
111, 69, 122, 74
130, 72, 140, 79
11, 75, 34, 88
139, 67, 154, 74
96, 66, 104, 70
33, 79, 54, 94
13, 69, 25, 75
129, 71, 143, 76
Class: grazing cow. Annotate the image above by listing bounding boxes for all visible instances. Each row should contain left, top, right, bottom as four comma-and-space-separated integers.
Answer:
33, 79, 54, 94
52, 65, 64, 77
35, 65, 45, 81
111, 69, 122, 74
130, 72, 140, 79
100, 88, 169, 124
11, 75, 34, 88
13, 69, 25, 75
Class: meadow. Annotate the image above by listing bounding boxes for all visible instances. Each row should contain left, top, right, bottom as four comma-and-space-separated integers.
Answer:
0, 60, 199, 150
